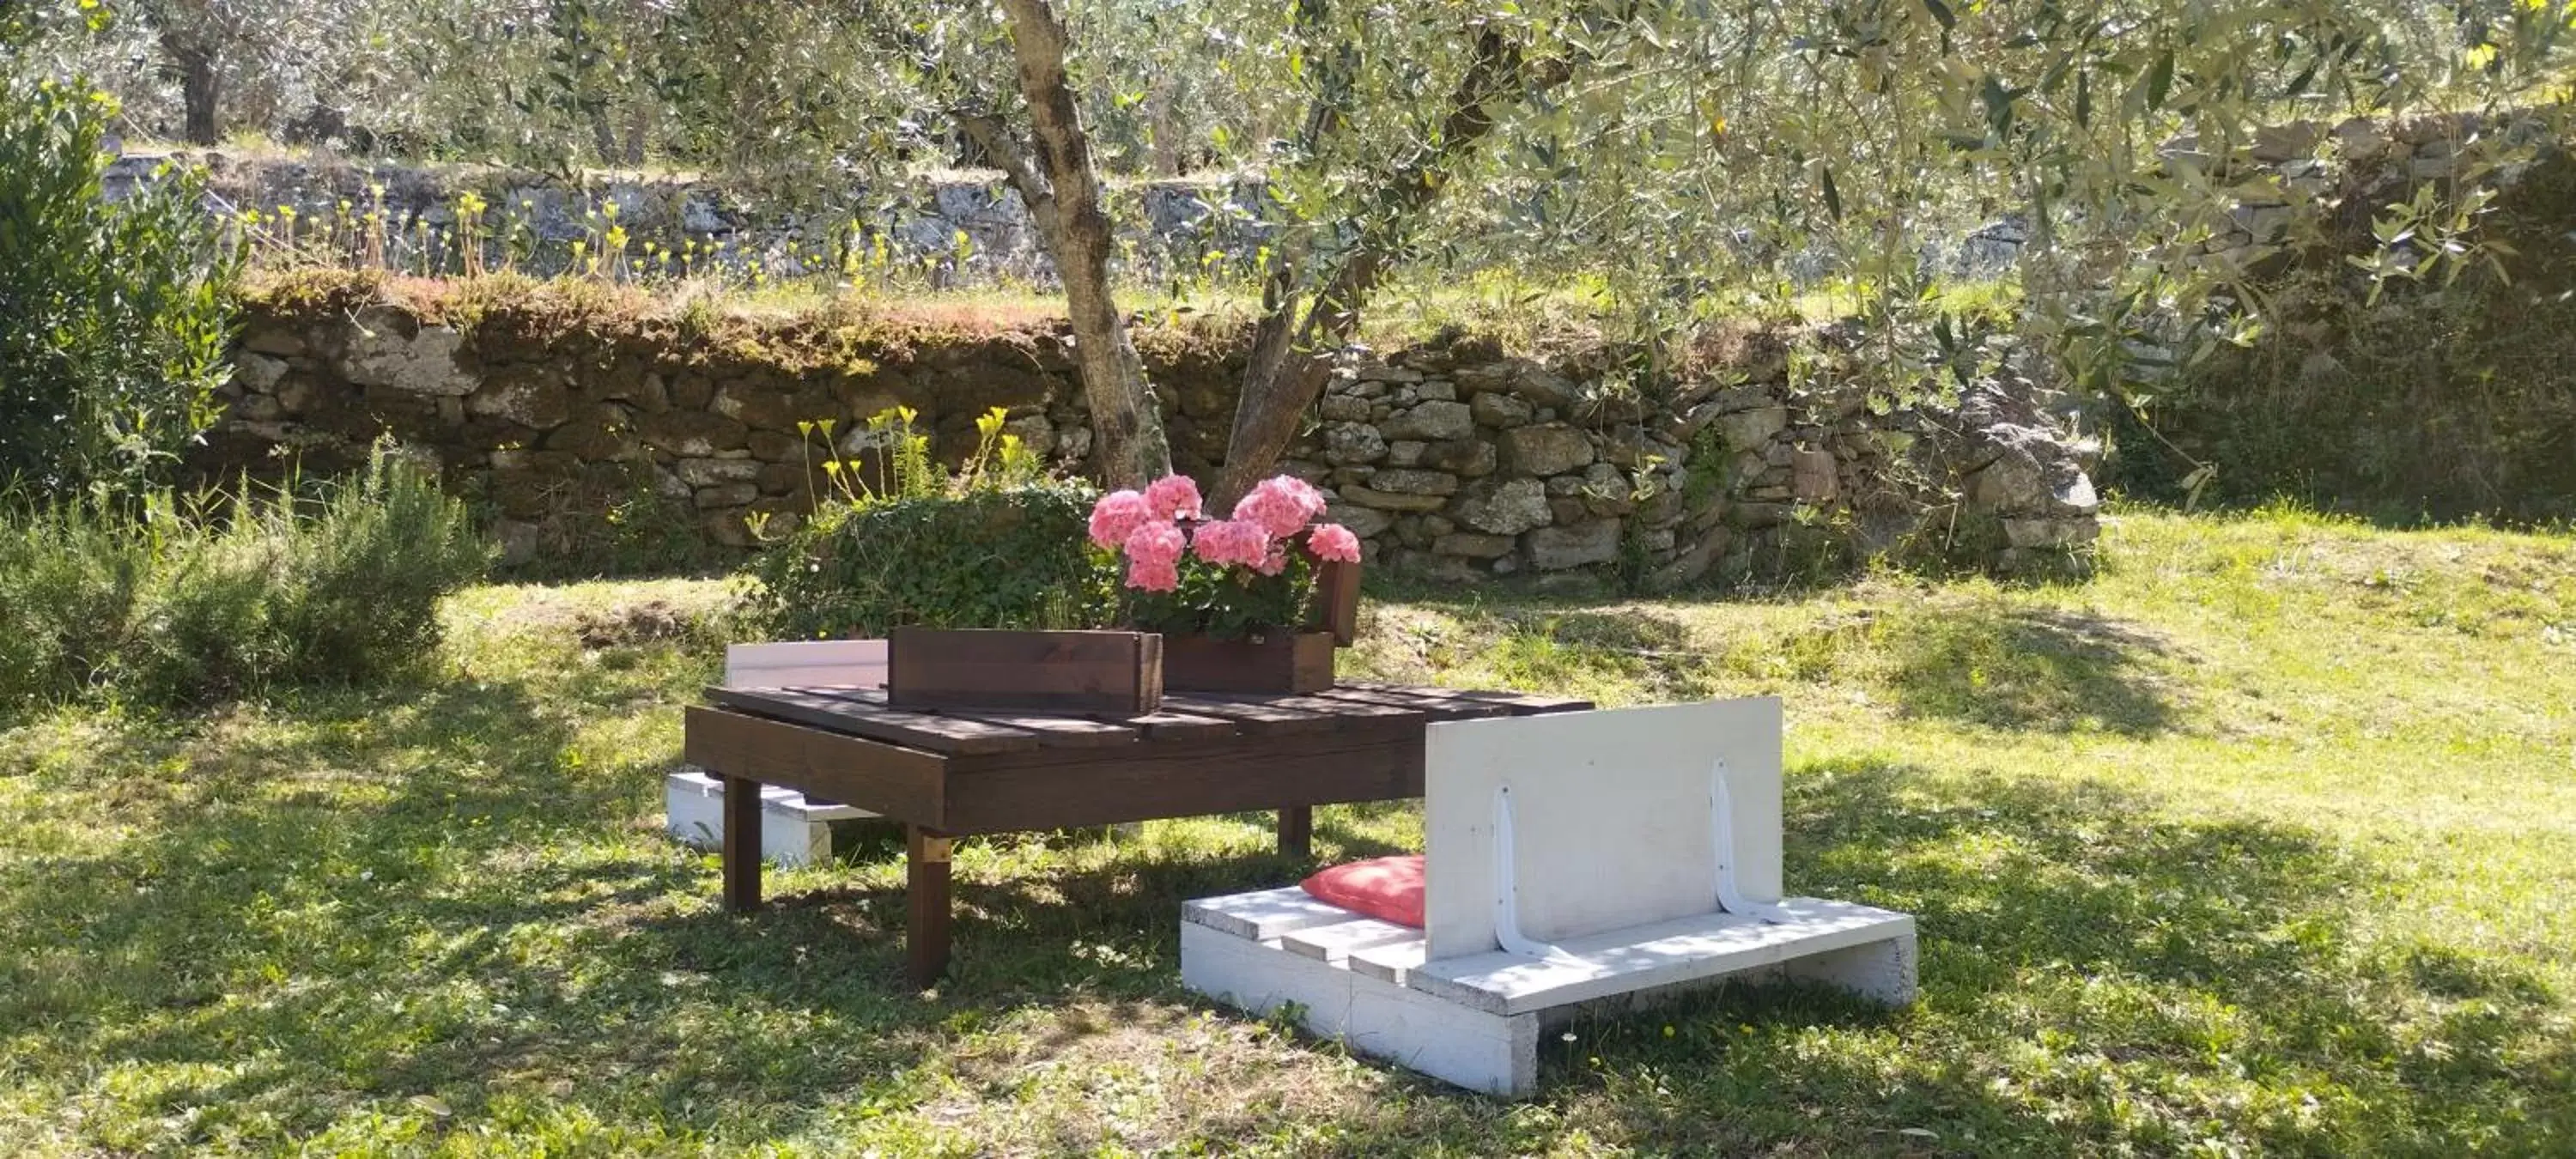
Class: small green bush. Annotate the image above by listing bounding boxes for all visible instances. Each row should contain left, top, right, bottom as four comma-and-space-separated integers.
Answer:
745, 484, 1115, 641
0, 447, 492, 712
0, 76, 239, 501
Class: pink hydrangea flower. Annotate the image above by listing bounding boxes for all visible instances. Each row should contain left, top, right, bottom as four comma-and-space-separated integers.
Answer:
1306, 522, 1362, 563
1121, 521, 1186, 592
1191, 518, 1272, 568
1233, 475, 1327, 538
1144, 474, 1204, 520
1089, 490, 1152, 549
1254, 544, 1290, 576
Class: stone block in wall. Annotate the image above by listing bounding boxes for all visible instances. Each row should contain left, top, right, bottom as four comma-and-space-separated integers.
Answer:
1545, 476, 1583, 498
1730, 502, 1793, 528
748, 429, 804, 462
1432, 531, 1516, 559
1643, 528, 1729, 593
467, 375, 574, 430
1471, 391, 1534, 428
241, 325, 305, 357
677, 458, 763, 487
1325, 500, 1394, 540
1382, 400, 1473, 442
1354, 359, 1424, 384
1394, 515, 1431, 549
1320, 394, 1370, 422
713, 383, 830, 433
235, 353, 289, 393
1512, 366, 1578, 410
596, 371, 671, 413
695, 482, 760, 509
1385, 440, 1426, 467
1791, 448, 1840, 502
1717, 406, 1789, 450
1367, 469, 1460, 496
547, 405, 638, 460
2003, 517, 2101, 549
1547, 495, 1589, 525
670, 373, 716, 410
1525, 519, 1623, 570
1339, 484, 1449, 513
330, 309, 476, 397
1420, 440, 1496, 477
1002, 415, 1055, 456
1323, 422, 1388, 465
1450, 477, 1552, 536
1499, 423, 1594, 476
758, 462, 817, 497
1417, 379, 1456, 402
641, 410, 749, 458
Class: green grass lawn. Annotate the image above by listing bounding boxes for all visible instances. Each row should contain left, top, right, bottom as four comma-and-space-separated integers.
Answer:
3, 508, 2571, 1156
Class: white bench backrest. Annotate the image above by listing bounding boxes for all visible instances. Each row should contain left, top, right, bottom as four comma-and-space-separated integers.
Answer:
1421, 698, 1783, 959
723, 639, 890, 689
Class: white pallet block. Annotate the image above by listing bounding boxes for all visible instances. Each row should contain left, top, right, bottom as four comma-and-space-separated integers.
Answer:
1181, 892, 1917, 1097
665, 768, 877, 869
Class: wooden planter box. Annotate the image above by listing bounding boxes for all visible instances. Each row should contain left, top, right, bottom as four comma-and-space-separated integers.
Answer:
888, 628, 1163, 713
1163, 630, 1337, 694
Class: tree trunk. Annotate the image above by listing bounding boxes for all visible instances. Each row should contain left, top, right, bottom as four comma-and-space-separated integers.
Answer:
993, 0, 1173, 489
1212, 28, 1567, 505
164, 35, 222, 146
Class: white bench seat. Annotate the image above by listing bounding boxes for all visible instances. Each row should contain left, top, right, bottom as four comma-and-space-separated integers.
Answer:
1179, 698, 1920, 1096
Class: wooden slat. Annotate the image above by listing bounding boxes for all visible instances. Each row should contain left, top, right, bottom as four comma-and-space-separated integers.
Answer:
705, 686, 1040, 755
944, 731, 1425, 834
683, 707, 946, 827
793, 687, 1136, 749
1227, 692, 1427, 724
1313, 687, 1510, 719
1158, 694, 1342, 735
1346, 682, 1594, 715
1103, 710, 1240, 742
888, 628, 1160, 713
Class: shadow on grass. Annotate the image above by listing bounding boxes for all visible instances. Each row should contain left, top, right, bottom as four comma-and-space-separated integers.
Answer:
5, 674, 2566, 1153
1876, 604, 2182, 736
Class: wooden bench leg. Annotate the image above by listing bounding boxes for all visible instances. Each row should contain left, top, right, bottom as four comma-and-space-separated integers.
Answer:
721, 774, 762, 912
907, 826, 953, 987
1277, 805, 1313, 860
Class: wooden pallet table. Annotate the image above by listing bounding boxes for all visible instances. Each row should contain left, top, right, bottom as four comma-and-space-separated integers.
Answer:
683, 681, 1590, 986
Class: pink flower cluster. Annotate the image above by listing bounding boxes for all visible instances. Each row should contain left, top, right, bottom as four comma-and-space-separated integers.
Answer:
1090, 473, 1361, 593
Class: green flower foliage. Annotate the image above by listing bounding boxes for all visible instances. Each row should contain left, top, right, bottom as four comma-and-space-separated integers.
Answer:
744, 484, 1117, 641
0, 76, 238, 501
0, 445, 492, 713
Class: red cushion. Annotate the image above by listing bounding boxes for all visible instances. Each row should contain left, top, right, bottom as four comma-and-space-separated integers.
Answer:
1299, 855, 1425, 928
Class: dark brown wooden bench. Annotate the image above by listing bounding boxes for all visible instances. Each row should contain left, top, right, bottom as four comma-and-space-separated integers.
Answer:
683, 681, 1592, 985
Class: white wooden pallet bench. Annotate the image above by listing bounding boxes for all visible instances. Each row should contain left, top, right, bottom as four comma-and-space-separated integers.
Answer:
1179, 698, 1917, 1096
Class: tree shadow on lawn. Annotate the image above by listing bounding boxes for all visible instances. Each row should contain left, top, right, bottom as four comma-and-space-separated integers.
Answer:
1874, 604, 2184, 737
10, 674, 2565, 1154
1545, 757, 2568, 1156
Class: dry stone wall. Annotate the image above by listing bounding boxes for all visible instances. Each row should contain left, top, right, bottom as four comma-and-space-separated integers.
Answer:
201, 295, 2100, 584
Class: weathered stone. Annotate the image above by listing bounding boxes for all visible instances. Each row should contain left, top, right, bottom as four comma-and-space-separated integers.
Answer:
334, 313, 475, 397
1322, 422, 1389, 465
1385, 440, 1427, 467
694, 482, 760, 509
1717, 405, 1789, 449
1450, 477, 1552, 535
1339, 485, 1450, 513
1499, 423, 1595, 476
1394, 514, 1431, 549
1056, 425, 1092, 464
677, 458, 763, 487
1790, 448, 1840, 502
1001, 414, 1055, 457
1549, 495, 1591, 525
1730, 501, 1794, 528
1471, 391, 1534, 428
1420, 440, 1497, 477
1545, 475, 1585, 498
669, 374, 716, 410
466, 376, 574, 429
234, 353, 289, 393
1367, 469, 1460, 496
749, 429, 804, 462
546, 405, 635, 459
1420, 514, 1455, 537
1525, 519, 1622, 570
1513, 367, 1578, 409
1326, 501, 1395, 539
241, 325, 306, 357
1416, 379, 1456, 402
1381, 399, 1474, 442
234, 394, 284, 422
1320, 394, 1372, 422
1354, 359, 1425, 384
1432, 531, 1517, 559
712, 383, 827, 433
1330, 465, 1376, 488
757, 462, 813, 495
1635, 527, 1677, 552
1391, 549, 1485, 585
640, 410, 749, 457
1644, 528, 1729, 593
2003, 517, 2101, 549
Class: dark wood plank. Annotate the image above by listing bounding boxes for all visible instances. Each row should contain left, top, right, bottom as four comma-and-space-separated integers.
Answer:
707, 686, 1040, 755
1157, 694, 1343, 735
1345, 682, 1595, 714
793, 687, 1137, 749
1216, 691, 1427, 724
684, 707, 948, 827
1163, 631, 1337, 695
1313, 686, 1512, 719
722, 773, 762, 912
941, 731, 1425, 834
1103, 710, 1240, 742
907, 827, 953, 987
889, 628, 1160, 713
1278, 804, 1313, 860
